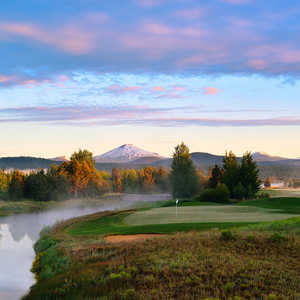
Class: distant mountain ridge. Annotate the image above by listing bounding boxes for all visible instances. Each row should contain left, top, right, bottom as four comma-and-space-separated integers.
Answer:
1, 147, 300, 179
0, 157, 56, 170
252, 152, 289, 162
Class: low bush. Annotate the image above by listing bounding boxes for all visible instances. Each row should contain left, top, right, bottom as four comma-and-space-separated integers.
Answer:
220, 230, 237, 241
196, 184, 230, 203
32, 227, 70, 281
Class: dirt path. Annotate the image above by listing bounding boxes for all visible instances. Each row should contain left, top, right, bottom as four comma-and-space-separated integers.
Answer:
104, 234, 165, 244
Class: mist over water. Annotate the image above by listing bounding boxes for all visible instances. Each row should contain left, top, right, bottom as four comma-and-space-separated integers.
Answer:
0, 194, 171, 300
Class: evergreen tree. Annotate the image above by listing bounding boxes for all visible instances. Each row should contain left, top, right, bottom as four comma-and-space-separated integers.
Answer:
9, 170, 25, 200
24, 170, 50, 201
222, 151, 239, 197
240, 152, 261, 198
170, 142, 199, 198
208, 165, 223, 188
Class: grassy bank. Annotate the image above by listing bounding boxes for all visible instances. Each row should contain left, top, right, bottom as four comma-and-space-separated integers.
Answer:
0, 200, 56, 216
0, 193, 123, 217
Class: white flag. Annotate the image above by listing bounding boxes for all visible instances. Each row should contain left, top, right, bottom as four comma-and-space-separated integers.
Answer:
176, 199, 179, 205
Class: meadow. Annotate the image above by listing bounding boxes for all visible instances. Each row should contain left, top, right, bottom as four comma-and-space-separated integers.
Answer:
23, 194, 300, 300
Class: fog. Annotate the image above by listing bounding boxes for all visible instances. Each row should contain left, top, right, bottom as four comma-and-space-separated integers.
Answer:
0, 194, 171, 300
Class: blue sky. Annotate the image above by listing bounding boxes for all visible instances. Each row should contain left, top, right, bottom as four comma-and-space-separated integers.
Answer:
1, 0, 300, 158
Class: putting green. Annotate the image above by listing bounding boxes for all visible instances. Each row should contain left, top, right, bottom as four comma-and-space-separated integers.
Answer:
124, 205, 300, 225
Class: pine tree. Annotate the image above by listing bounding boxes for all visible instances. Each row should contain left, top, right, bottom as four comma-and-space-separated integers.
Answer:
170, 142, 199, 198
240, 152, 261, 198
222, 151, 239, 197
208, 165, 223, 188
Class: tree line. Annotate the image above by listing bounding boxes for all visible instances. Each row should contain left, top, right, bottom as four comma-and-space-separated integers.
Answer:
170, 143, 261, 202
0, 150, 170, 201
0, 145, 261, 203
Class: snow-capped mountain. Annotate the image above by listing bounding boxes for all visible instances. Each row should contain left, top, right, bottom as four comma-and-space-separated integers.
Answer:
94, 144, 162, 163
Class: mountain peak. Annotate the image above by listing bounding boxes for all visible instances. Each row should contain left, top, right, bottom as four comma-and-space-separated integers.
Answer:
94, 144, 162, 163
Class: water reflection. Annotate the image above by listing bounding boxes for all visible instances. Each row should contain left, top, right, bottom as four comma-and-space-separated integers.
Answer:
0, 194, 170, 300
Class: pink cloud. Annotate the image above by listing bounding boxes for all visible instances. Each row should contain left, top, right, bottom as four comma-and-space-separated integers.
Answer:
3, 105, 300, 128
143, 23, 173, 35
0, 75, 18, 84
156, 93, 183, 99
247, 59, 269, 70
173, 86, 185, 92
203, 87, 222, 95
0, 73, 69, 87
0, 20, 97, 55
105, 84, 143, 94
151, 86, 166, 92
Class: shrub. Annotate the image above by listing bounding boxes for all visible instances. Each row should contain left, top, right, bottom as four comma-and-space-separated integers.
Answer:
220, 230, 237, 241
269, 232, 287, 243
197, 184, 230, 203
233, 182, 247, 200
32, 228, 70, 281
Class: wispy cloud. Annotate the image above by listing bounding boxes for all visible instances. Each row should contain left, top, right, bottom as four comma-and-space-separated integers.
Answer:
0, 74, 69, 87
0, 105, 297, 127
104, 84, 144, 94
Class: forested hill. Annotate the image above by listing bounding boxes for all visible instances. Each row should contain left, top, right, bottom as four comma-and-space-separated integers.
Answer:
0, 157, 57, 170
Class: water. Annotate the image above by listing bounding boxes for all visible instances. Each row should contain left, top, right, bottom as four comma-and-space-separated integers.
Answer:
0, 194, 170, 300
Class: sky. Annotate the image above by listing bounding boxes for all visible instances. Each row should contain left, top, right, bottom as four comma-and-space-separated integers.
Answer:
1, 0, 300, 158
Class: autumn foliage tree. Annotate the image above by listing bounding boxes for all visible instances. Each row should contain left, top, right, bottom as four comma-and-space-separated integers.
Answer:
112, 168, 123, 193
59, 149, 109, 197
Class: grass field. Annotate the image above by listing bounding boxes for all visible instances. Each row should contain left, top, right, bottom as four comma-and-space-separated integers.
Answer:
238, 197, 300, 213
124, 205, 300, 225
65, 197, 300, 236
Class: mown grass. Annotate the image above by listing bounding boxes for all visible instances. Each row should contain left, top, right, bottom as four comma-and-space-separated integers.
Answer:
66, 197, 300, 236
238, 197, 300, 214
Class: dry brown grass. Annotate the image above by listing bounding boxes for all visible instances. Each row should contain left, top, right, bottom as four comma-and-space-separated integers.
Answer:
104, 234, 165, 244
